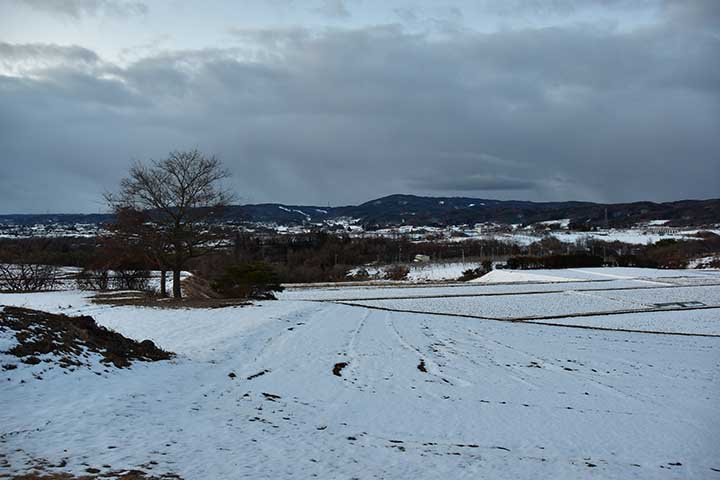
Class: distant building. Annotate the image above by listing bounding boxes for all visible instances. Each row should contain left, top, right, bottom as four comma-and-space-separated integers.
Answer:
414, 254, 431, 263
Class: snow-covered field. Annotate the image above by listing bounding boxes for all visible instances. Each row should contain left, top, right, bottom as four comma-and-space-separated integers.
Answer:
2, 267, 719, 479
349, 261, 489, 282
463, 228, 720, 246
345, 283, 720, 325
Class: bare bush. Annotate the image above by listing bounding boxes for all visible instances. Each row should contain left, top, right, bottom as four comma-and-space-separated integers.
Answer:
459, 267, 484, 281
0, 263, 60, 292
76, 268, 111, 291
211, 262, 284, 300
384, 264, 410, 281
113, 270, 151, 291
350, 268, 371, 281
76, 268, 151, 291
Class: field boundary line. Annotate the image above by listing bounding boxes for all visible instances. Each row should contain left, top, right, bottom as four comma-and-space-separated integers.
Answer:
329, 301, 720, 338
297, 282, 720, 302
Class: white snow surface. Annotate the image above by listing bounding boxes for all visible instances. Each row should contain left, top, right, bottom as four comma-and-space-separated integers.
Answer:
472, 269, 580, 283
465, 229, 720, 246
2, 269, 720, 479
528, 308, 720, 335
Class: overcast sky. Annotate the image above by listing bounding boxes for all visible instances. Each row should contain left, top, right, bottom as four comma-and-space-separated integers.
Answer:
0, 0, 718, 213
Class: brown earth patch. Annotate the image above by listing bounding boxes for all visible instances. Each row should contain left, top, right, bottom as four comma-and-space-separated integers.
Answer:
0, 306, 173, 369
8, 470, 181, 480
333, 362, 349, 377
91, 292, 250, 310
417, 359, 427, 373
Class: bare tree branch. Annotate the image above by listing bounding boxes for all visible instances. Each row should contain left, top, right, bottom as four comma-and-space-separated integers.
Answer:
106, 150, 235, 298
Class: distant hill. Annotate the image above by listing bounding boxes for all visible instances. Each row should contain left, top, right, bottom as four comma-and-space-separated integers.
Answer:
2, 195, 719, 229
219, 194, 720, 228
0, 213, 113, 227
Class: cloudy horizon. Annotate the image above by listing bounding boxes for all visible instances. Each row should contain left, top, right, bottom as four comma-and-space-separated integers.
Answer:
1, 0, 718, 213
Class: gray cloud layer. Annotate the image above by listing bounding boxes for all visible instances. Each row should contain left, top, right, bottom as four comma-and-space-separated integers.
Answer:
12, 0, 148, 18
1, 1, 719, 213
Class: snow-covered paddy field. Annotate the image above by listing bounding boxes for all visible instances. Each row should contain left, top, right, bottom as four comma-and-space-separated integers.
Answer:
2, 267, 719, 479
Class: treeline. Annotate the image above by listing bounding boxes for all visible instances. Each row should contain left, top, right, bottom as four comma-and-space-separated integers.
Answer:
503, 232, 720, 270
0, 237, 98, 267
199, 233, 525, 283
506, 254, 604, 269
2, 231, 719, 285
612, 233, 720, 269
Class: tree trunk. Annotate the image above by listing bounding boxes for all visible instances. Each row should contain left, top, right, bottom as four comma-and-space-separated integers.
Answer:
172, 269, 182, 298
159, 269, 167, 297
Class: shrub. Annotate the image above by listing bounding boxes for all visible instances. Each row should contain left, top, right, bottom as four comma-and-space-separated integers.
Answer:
506, 254, 604, 270
384, 264, 410, 281
459, 260, 493, 281
0, 263, 59, 292
76, 268, 110, 291
76, 268, 150, 291
112, 270, 151, 291
211, 262, 284, 300
459, 267, 484, 281
350, 268, 371, 281
615, 255, 660, 268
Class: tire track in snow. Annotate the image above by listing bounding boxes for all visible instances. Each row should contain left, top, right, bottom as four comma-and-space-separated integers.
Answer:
458, 324, 665, 407
384, 312, 473, 388
232, 303, 327, 379
430, 324, 541, 389
334, 299, 720, 337
335, 309, 370, 389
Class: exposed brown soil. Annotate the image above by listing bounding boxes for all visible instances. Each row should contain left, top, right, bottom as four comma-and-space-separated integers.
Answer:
0, 306, 173, 368
179, 275, 223, 300
333, 362, 349, 377
8, 470, 181, 479
247, 369, 269, 380
417, 359, 427, 373
91, 292, 250, 310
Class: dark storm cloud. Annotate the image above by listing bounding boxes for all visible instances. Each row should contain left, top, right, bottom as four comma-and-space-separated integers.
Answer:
1, 1, 719, 213
409, 174, 539, 192
12, 0, 148, 18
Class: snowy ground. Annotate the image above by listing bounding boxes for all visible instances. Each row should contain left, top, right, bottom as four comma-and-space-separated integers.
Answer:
2, 268, 720, 479
350, 259, 720, 283
467, 228, 720, 246
349, 261, 488, 282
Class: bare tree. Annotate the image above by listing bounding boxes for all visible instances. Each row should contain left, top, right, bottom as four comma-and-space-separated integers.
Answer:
106, 150, 234, 298
103, 207, 170, 296
0, 263, 59, 292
